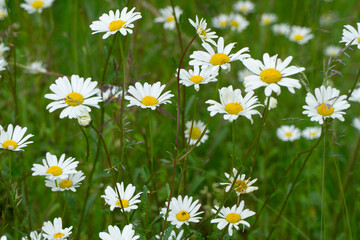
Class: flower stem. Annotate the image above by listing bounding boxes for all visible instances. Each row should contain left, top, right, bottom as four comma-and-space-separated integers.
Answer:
148, 109, 154, 172
232, 121, 236, 169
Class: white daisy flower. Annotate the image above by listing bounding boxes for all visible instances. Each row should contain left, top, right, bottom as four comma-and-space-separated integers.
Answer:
0, 57, 7, 72
340, 23, 360, 49
31, 152, 79, 180
99, 85, 123, 102
220, 168, 258, 196
90, 7, 142, 39
21, 231, 43, 240
45, 171, 85, 192
178, 65, 218, 91
242, 53, 305, 96
272, 23, 291, 36
302, 126, 322, 140
189, 37, 250, 74
189, 15, 218, 45
276, 125, 301, 142
211, 201, 256, 236
0, 124, 34, 151
319, 12, 337, 26
260, 13, 277, 25
42, 217, 72, 240
0, 236, 7, 240
20, 0, 54, 14
154, 6, 182, 30
264, 97, 278, 110
206, 86, 262, 123
26, 61, 46, 74
125, 82, 174, 110
184, 120, 209, 146
160, 195, 203, 229
101, 182, 142, 212
212, 14, 229, 29
0, 43, 9, 57
99, 224, 139, 240
228, 13, 249, 33
349, 88, 360, 103
324, 45, 342, 57
234, 1, 255, 15
288, 26, 314, 45
155, 229, 186, 240
302, 86, 350, 124
45, 75, 102, 119
353, 117, 360, 131
0, 7, 8, 20
237, 69, 252, 82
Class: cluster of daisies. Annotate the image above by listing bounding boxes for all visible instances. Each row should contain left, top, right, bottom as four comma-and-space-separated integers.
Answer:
277, 126, 322, 142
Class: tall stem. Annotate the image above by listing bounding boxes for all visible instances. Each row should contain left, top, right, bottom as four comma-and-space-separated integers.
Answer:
231, 121, 236, 169
148, 109, 154, 172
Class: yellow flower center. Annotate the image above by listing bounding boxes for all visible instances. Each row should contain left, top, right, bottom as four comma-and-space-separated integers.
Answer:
59, 180, 73, 189
109, 20, 126, 31
53, 233, 65, 239
197, 27, 207, 37
189, 127, 201, 140
141, 96, 158, 106
310, 132, 317, 136
285, 132, 292, 137
263, 18, 271, 24
260, 68, 282, 84
294, 34, 304, 41
230, 20, 239, 28
317, 103, 334, 116
166, 16, 175, 22
65, 92, 84, 106
225, 102, 243, 115
32, 0, 44, 9
234, 180, 247, 193
0, 13, 4, 18
46, 166, 63, 176
220, 20, 227, 27
116, 199, 129, 208
226, 213, 241, 224
358, 37, 360, 44
210, 53, 230, 66
189, 75, 204, 84
2, 140, 18, 150
176, 210, 190, 222
241, 6, 247, 12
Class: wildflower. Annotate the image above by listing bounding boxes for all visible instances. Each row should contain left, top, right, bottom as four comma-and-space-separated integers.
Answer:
0, 7, 7, 20
189, 16, 218, 45
0, 43, 9, 56
272, 23, 291, 36
184, 120, 209, 146
20, 0, 54, 14
302, 127, 322, 140
324, 45, 341, 57
154, 6, 182, 30
264, 97, 278, 110
220, 168, 258, 196
353, 117, 360, 131
340, 23, 360, 49
228, 13, 249, 32
0, 124, 34, 151
0, 236, 7, 240
0, 58, 7, 72
155, 230, 186, 240
26, 61, 46, 74
42, 217, 72, 240
21, 231, 43, 240
277, 125, 301, 142
260, 13, 277, 25
45, 171, 85, 192
77, 108, 92, 127
178, 65, 218, 91
237, 69, 252, 82
99, 224, 139, 240
289, 26, 314, 45
99, 85, 123, 102
349, 88, 360, 103
212, 14, 229, 29
233, 1, 255, 15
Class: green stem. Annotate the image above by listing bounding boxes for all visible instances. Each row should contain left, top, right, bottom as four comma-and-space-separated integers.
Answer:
148, 109, 153, 172
232, 121, 236, 169
118, 36, 126, 169
320, 125, 326, 239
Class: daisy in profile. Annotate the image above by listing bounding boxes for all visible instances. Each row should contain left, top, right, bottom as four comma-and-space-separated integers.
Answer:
228, 13, 249, 33
272, 23, 291, 36
42, 217, 72, 240
289, 26, 314, 45
184, 120, 209, 146
0, 43, 9, 57
349, 88, 360, 103
264, 97, 278, 110
99, 85, 123, 102
0, 58, 7, 72
233, 1, 255, 15
212, 14, 229, 29
21, 231, 43, 240
211, 201, 255, 236
99, 224, 139, 240
0, 124, 34, 151
178, 65, 218, 91
0, 7, 7, 20
45, 171, 85, 192
260, 13, 277, 25
154, 6, 182, 30
237, 69, 252, 82
302, 127, 322, 140
189, 37, 250, 74
353, 117, 360, 131
26, 61, 46, 74
31, 152, 79, 180
242, 53, 305, 96
302, 86, 350, 124
220, 168, 258, 196
20, 0, 54, 14
189, 16, 218, 45
160, 195, 203, 228
45, 75, 102, 119
206, 86, 262, 123
324, 45, 341, 57
101, 182, 142, 212
276, 125, 301, 142
340, 23, 360, 49
90, 8, 141, 39
155, 229, 185, 240
125, 82, 174, 110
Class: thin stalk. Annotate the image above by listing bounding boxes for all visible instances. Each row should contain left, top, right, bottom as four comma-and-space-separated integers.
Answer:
62, 192, 68, 219
148, 109, 154, 172
101, 34, 117, 84
118, 37, 126, 168
320, 125, 326, 239
231, 121, 236, 169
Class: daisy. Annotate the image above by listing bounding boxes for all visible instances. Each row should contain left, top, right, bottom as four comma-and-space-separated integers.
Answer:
125, 82, 174, 110
264, 97, 278, 110
220, 168, 258, 196
99, 224, 139, 240
302, 126, 322, 140
99, 85, 123, 102
90, 7, 142, 39
324, 45, 342, 57
184, 120, 209, 146
0, 236, 6, 240
319, 12, 337, 26
0, 7, 7, 20
189, 37, 250, 74
26, 61, 46, 74
21, 231, 43, 240
233, 1, 255, 15
188, 16, 218, 45
45, 171, 85, 192
154, 6, 182, 30
353, 117, 360, 131
288, 26, 314, 45
20, 0, 54, 14
0, 58, 7, 72
178, 65, 218, 91
42, 217, 72, 240
228, 13, 249, 33
206, 86, 262, 123
242, 53, 305, 96
155, 230, 186, 240
45, 75, 102, 119
212, 14, 229, 29
276, 125, 301, 142
260, 13, 277, 25
340, 23, 360, 49
101, 182, 142, 212
211, 201, 255, 236
349, 88, 360, 103
237, 69, 252, 82
31, 152, 79, 180
0, 43, 9, 57
0, 124, 34, 151
302, 86, 350, 124
160, 195, 203, 228
272, 23, 291, 36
